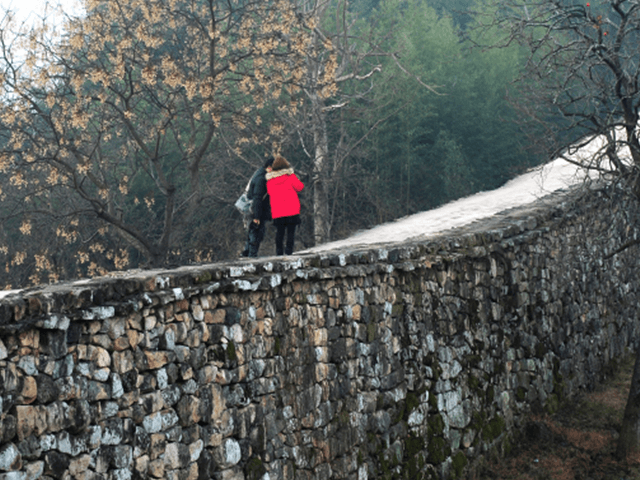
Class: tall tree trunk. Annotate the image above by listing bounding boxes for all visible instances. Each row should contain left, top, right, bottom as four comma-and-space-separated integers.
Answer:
311, 95, 331, 245
617, 350, 640, 460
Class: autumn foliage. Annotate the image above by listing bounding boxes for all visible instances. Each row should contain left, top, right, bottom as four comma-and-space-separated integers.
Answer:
0, 0, 335, 287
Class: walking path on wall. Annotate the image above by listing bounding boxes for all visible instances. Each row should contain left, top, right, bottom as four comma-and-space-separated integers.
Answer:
305, 128, 632, 254
304, 157, 592, 254
0, 135, 610, 301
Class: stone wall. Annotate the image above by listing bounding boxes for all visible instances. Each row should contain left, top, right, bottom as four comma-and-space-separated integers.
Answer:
0, 186, 639, 480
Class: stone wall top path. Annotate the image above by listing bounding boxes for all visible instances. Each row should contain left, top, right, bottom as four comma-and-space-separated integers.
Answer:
0, 186, 581, 331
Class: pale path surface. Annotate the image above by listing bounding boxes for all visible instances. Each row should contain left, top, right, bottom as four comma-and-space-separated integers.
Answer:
302, 157, 593, 254
304, 132, 626, 253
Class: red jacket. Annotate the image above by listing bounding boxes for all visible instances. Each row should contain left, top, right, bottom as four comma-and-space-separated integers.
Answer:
266, 169, 304, 219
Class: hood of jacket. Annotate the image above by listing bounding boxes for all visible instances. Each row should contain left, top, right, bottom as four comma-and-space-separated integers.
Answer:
266, 168, 294, 182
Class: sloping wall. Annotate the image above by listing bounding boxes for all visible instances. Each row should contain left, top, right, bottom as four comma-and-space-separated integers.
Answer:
0, 186, 639, 480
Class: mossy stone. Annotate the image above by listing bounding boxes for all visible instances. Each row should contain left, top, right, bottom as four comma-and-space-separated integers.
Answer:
392, 303, 405, 317
545, 393, 560, 414
367, 323, 376, 343
427, 414, 445, 437
195, 271, 213, 284
482, 414, 506, 441
426, 436, 450, 464
244, 457, 266, 480
226, 341, 237, 361
451, 451, 468, 478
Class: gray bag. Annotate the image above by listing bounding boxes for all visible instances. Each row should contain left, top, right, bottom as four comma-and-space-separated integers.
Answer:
234, 179, 253, 215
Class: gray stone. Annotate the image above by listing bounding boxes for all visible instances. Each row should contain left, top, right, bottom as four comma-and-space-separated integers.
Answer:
0, 444, 22, 471
0, 187, 638, 480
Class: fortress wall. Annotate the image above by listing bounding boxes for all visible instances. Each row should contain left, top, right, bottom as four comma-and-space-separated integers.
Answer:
0, 187, 639, 480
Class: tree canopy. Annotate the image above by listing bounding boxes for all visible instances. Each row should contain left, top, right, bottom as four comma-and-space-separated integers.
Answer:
0, 0, 316, 284
0, 0, 545, 288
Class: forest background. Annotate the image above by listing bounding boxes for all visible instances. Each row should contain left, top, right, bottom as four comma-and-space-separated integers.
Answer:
0, 0, 556, 289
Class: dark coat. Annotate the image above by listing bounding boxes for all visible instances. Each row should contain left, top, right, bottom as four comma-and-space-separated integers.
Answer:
247, 167, 271, 221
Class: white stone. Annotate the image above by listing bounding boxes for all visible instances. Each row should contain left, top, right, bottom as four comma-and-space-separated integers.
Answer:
448, 403, 471, 429
17, 356, 37, 376
224, 439, 241, 466
0, 443, 21, 471
93, 368, 110, 382
102, 402, 119, 418
82, 306, 115, 320
143, 412, 163, 434
43, 314, 70, 330
157, 368, 169, 389
40, 435, 57, 451
189, 439, 204, 462
172, 288, 184, 300
407, 409, 425, 427
501, 391, 511, 411
229, 267, 244, 277
230, 324, 243, 343
358, 464, 368, 480
161, 410, 180, 430
0, 472, 27, 480
282, 406, 294, 420
24, 461, 44, 479
76, 362, 91, 377
111, 373, 124, 399
112, 468, 132, 480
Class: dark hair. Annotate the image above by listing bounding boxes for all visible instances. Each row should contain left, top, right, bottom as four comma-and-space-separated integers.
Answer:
264, 156, 275, 168
272, 155, 290, 171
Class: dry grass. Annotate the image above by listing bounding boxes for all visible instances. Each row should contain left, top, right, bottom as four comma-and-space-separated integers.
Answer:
475, 356, 640, 480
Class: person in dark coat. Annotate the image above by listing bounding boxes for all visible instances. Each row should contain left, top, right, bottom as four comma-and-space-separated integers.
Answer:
241, 157, 274, 257
266, 155, 304, 255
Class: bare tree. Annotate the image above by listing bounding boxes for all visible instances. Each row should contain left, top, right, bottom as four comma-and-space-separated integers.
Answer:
0, 0, 314, 282
478, 0, 640, 460
286, 0, 418, 245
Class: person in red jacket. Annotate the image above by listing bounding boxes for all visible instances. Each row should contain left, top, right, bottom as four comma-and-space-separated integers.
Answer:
266, 155, 304, 255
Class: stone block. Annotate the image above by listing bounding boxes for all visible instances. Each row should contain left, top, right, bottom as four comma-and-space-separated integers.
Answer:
189, 439, 204, 463
40, 331, 67, 359
149, 433, 167, 460
101, 418, 124, 445
144, 351, 171, 370
177, 396, 201, 427
15, 407, 36, 442
87, 381, 110, 402
23, 461, 44, 479
214, 439, 242, 469
217, 467, 247, 480
148, 458, 165, 478
134, 454, 149, 477
164, 442, 191, 470
113, 350, 134, 374
68, 454, 91, 477
113, 445, 133, 470
18, 376, 37, 404
0, 444, 22, 471
0, 339, 7, 361
113, 336, 130, 351
43, 450, 70, 478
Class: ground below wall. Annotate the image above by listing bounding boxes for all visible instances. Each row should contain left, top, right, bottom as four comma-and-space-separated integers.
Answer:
0, 186, 638, 480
